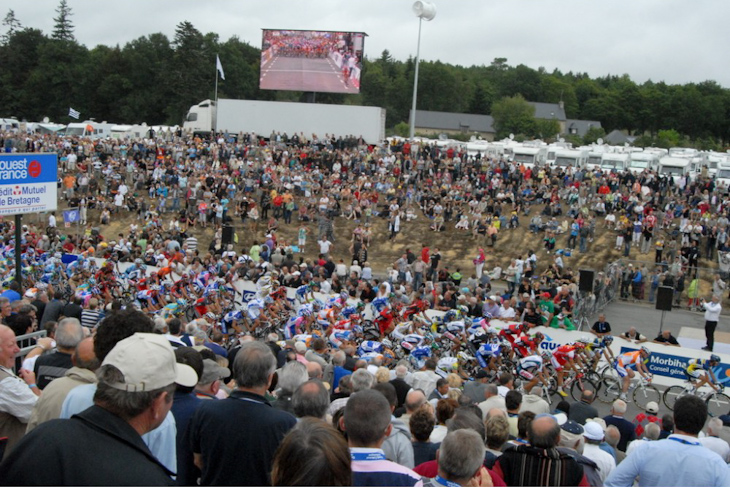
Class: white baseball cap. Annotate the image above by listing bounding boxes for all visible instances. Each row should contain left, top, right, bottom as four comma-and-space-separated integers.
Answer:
583, 421, 604, 441
102, 333, 198, 391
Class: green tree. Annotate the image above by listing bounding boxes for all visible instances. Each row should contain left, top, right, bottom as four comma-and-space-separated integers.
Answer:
52, 0, 74, 42
1, 9, 22, 43
583, 126, 606, 144
535, 118, 561, 140
656, 129, 682, 148
491, 94, 536, 139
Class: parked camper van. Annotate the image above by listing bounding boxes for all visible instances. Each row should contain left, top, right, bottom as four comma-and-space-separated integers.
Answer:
628, 152, 659, 174
553, 148, 588, 169
658, 156, 691, 183
65, 121, 114, 138
600, 152, 630, 172
716, 158, 730, 189
512, 146, 547, 168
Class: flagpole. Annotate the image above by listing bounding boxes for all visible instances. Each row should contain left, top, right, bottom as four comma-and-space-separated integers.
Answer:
214, 57, 218, 135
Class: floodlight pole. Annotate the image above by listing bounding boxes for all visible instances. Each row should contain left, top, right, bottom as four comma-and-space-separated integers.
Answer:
408, 17, 424, 140
14, 214, 21, 293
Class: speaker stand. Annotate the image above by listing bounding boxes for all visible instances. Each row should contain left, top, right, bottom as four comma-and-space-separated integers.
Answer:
659, 310, 666, 334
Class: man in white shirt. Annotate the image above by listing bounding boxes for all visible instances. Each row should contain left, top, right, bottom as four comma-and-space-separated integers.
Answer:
0, 324, 39, 459
702, 295, 722, 351
410, 359, 440, 397
318, 236, 332, 257
582, 421, 616, 483
478, 384, 506, 417
699, 417, 730, 462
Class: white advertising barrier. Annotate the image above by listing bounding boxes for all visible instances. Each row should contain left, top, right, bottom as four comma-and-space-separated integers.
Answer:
0, 153, 57, 216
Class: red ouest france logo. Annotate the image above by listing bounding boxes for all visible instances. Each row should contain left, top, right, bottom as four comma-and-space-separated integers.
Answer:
28, 160, 41, 178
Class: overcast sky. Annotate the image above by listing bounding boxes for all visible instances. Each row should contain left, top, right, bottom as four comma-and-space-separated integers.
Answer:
5, 0, 730, 87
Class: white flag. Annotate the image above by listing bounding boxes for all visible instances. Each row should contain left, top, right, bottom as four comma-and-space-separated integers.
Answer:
68, 107, 80, 119
216, 54, 225, 80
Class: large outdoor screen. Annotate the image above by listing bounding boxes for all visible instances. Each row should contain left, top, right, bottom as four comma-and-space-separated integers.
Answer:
260, 29, 366, 94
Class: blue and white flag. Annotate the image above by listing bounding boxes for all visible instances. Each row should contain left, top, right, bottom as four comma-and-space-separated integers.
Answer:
68, 107, 80, 119
63, 208, 80, 223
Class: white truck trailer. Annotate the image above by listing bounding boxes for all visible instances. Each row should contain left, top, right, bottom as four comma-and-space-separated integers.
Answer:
183, 98, 386, 144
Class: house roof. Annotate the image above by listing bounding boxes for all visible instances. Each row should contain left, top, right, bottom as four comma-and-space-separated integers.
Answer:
566, 119, 603, 137
605, 129, 637, 145
529, 102, 566, 121
412, 110, 495, 133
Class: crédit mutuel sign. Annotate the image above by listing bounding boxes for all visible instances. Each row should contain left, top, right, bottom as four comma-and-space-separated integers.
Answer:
0, 154, 58, 215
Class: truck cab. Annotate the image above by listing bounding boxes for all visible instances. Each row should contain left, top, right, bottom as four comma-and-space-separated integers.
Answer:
183, 99, 216, 134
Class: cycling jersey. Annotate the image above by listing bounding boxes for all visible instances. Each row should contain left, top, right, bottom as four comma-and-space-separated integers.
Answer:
517, 355, 543, 380
446, 320, 465, 334
551, 345, 576, 370
436, 357, 459, 378
685, 358, 712, 379
330, 330, 353, 348
246, 298, 265, 320
476, 342, 502, 368
371, 296, 390, 313
513, 337, 540, 359
358, 340, 384, 356
617, 351, 643, 368
284, 315, 307, 340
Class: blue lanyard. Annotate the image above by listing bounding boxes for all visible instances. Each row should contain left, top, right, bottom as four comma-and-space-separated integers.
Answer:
668, 437, 700, 446
434, 476, 462, 487
350, 451, 387, 461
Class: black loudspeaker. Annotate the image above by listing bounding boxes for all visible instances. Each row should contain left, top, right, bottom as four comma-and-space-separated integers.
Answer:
579, 270, 595, 292
222, 226, 234, 246
656, 286, 673, 311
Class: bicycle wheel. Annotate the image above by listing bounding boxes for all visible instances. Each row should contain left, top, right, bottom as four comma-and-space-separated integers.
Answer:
705, 392, 730, 417
598, 377, 621, 404
571, 377, 598, 402
663, 385, 687, 411
633, 385, 662, 411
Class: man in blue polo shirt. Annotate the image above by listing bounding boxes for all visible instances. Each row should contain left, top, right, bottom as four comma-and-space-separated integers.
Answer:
342, 389, 422, 487
187, 341, 296, 486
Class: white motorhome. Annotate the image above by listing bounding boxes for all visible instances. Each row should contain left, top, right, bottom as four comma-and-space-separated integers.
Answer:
553, 148, 588, 169
512, 146, 547, 168
0, 118, 20, 132
628, 151, 659, 174
706, 152, 726, 177
546, 141, 573, 166
716, 159, 730, 189
65, 121, 114, 139
600, 152, 630, 172
658, 156, 691, 183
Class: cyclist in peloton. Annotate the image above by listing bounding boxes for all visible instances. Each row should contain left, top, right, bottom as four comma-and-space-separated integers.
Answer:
685, 354, 722, 393
615, 346, 652, 400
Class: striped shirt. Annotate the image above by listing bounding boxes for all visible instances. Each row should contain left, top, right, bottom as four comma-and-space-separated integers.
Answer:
80, 309, 102, 329
185, 236, 198, 251
350, 448, 423, 487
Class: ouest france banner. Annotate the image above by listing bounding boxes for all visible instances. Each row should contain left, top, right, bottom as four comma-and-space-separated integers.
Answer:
0, 153, 58, 216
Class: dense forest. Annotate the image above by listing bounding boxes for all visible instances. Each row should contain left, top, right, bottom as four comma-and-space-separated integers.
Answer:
1, 3, 729, 149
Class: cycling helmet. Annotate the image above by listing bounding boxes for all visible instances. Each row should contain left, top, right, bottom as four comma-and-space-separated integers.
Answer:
457, 305, 469, 314
382, 338, 393, 349
205, 312, 216, 320
300, 308, 312, 317
541, 351, 552, 362
135, 258, 143, 265
176, 298, 187, 307
576, 337, 590, 344
603, 335, 614, 344
574, 342, 586, 349
340, 291, 349, 301
533, 332, 545, 341
640, 346, 650, 355
711, 354, 721, 363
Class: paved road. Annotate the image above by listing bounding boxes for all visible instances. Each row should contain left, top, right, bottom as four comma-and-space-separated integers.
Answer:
260, 56, 359, 93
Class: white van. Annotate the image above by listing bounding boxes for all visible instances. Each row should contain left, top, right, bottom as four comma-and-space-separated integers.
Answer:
658, 156, 691, 183
600, 153, 630, 172
553, 148, 588, 169
628, 152, 659, 174
512, 146, 547, 168
715, 159, 730, 189
65, 121, 114, 139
